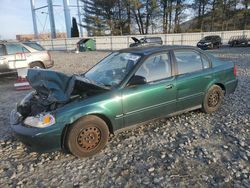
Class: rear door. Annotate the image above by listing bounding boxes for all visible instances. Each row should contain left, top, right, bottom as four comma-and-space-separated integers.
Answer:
173, 49, 213, 111
122, 52, 177, 126
5, 43, 30, 69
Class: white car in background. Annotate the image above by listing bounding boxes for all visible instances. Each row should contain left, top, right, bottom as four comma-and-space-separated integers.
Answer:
0, 41, 54, 75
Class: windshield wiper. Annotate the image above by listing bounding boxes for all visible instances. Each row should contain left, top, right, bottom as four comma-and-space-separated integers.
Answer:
103, 84, 112, 88
81, 75, 112, 89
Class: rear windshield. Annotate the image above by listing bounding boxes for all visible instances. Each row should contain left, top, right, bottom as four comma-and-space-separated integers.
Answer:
23, 42, 45, 51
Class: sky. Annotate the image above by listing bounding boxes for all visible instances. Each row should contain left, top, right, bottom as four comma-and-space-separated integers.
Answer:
0, 0, 81, 39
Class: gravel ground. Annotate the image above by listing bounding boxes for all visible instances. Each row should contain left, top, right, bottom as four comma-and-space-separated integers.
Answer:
0, 47, 249, 187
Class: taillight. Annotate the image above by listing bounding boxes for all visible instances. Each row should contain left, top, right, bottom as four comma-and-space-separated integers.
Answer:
233, 64, 237, 77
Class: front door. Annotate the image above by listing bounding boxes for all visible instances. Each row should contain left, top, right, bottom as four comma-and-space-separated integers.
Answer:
122, 52, 177, 127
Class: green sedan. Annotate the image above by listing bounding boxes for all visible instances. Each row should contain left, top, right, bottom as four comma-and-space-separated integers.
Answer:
10, 46, 238, 157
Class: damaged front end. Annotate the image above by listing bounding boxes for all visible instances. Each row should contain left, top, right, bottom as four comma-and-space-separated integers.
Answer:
10, 69, 110, 151
16, 69, 110, 121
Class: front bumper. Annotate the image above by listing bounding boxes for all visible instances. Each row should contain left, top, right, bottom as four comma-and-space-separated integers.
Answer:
10, 110, 62, 152
197, 43, 211, 50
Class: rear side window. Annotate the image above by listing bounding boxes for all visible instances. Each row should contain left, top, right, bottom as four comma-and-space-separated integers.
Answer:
174, 50, 203, 75
0, 44, 5, 56
23, 42, 45, 51
6, 44, 29, 55
135, 53, 171, 82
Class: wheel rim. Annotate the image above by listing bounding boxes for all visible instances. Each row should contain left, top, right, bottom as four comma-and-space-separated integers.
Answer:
33, 66, 41, 69
208, 90, 220, 107
77, 126, 101, 151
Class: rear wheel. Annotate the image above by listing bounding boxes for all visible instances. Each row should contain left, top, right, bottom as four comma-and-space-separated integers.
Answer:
67, 115, 109, 157
202, 85, 224, 113
30, 62, 45, 69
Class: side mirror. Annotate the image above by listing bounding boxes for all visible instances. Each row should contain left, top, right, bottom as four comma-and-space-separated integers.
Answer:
128, 75, 146, 86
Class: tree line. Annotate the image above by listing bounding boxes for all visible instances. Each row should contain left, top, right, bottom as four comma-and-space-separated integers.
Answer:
80, 0, 250, 36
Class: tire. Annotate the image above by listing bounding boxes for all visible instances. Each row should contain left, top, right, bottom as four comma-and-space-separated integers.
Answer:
216, 43, 220, 48
66, 115, 109, 157
202, 85, 224, 113
30, 62, 45, 69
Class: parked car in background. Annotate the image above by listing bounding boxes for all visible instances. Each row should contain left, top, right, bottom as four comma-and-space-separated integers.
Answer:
10, 45, 238, 157
129, 37, 163, 47
0, 41, 53, 75
228, 35, 249, 47
76, 38, 96, 52
197, 35, 222, 50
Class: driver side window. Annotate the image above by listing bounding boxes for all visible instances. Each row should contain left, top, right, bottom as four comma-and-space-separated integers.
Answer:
135, 53, 171, 83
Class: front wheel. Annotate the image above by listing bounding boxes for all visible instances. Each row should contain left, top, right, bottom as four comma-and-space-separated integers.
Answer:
67, 115, 109, 157
202, 85, 224, 113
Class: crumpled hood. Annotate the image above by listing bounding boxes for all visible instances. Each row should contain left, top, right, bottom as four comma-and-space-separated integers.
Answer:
27, 69, 109, 104
131, 37, 140, 43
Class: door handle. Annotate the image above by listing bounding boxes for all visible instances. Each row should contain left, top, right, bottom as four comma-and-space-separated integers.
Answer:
165, 84, 174, 89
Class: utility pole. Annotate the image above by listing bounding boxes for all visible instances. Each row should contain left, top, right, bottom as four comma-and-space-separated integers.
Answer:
63, 0, 71, 38
30, 0, 38, 39
77, 0, 83, 37
47, 0, 56, 38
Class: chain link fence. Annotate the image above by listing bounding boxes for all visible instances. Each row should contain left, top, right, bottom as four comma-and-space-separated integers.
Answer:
37, 30, 250, 51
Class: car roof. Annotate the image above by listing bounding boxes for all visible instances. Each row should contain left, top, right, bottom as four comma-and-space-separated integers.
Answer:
204, 35, 220, 37
22, 41, 39, 43
118, 45, 200, 56
0, 40, 39, 44
0, 41, 23, 45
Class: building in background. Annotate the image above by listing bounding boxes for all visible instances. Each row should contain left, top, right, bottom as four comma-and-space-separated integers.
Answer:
16, 32, 67, 41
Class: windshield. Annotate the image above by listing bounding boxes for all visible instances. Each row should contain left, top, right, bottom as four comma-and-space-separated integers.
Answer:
84, 52, 141, 87
203, 36, 215, 41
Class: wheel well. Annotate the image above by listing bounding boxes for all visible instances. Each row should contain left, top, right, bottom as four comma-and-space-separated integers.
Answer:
92, 114, 114, 134
61, 114, 114, 150
29, 61, 45, 68
215, 83, 226, 95
61, 125, 70, 152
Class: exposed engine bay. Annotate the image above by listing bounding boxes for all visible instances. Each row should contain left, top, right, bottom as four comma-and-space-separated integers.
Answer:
17, 69, 109, 118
